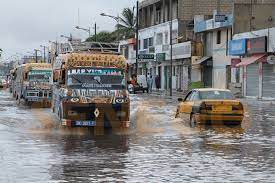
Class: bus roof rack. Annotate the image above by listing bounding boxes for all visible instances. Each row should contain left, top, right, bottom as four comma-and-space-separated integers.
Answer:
70, 41, 119, 54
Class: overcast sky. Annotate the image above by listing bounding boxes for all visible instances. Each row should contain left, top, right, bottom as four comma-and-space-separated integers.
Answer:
0, 0, 136, 61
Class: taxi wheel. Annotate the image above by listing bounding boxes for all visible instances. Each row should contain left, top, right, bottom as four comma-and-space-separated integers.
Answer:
190, 114, 197, 128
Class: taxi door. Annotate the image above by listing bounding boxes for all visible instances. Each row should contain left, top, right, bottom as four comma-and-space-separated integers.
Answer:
178, 91, 195, 120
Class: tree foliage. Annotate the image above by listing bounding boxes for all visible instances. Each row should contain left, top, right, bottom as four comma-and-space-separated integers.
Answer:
116, 7, 136, 40
85, 7, 136, 42
86, 31, 116, 42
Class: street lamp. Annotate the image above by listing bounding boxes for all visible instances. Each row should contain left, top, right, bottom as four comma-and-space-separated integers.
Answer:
100, 13, 120, 23
75, 25, 91, 37
60, 34, 72, 41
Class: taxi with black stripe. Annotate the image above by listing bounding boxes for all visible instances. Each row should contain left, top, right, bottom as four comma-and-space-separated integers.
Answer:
175, 89, 244, 127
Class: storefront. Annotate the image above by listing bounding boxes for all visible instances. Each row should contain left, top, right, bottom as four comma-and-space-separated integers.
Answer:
191, 56, 213, 88
235, 37, 268, 98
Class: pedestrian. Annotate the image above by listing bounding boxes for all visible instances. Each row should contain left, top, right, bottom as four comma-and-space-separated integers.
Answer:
155, 75, 160, 91
147, 75, 153, 93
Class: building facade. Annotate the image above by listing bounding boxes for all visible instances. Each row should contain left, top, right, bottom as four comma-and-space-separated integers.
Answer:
137, 0, 231, 91
194, 13, 233, 89
230, 28, 275, 99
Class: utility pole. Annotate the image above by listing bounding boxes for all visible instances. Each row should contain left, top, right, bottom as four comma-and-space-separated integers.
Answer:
34, 49, 38, 63
94, 22, 97, 42
169, 0, 173, 97
135, 0, 139, 75
40, 46, 46, 63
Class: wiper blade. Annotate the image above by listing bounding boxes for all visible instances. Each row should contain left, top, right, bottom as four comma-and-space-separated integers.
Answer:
92, 78, 110, 92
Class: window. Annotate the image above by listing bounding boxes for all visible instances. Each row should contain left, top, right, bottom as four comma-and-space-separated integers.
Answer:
149, 37, 154, 47
165, 32, 168, 44
190, 91, 200, 101
138, 40, 141, 50
143, 39, 148, 49
216, 30, 221, 44
156, 33, 163, 45
156, 10, 161, 24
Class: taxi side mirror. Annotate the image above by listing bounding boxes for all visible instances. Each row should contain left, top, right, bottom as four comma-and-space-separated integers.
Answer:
178, 98, 183, 102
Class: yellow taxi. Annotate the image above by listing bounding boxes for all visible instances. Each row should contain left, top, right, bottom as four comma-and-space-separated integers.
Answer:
175, 88, 244, 127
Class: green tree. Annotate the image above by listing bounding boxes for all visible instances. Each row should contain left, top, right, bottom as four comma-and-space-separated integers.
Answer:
116, 7, 136, 40
86, 31, 116, 43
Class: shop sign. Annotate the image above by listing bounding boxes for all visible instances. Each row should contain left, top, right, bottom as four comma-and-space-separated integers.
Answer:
138, 54, 154, 60
229, 39, 246, 55
247, 36, 267, 55
215, 15, 227, 22
156, 53, 166, 62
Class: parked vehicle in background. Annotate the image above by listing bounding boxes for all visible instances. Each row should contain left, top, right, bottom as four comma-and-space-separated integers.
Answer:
52, 51, 130, 129
175, 88, 244, 127
14, 63, 53, 107
128, 75, 148, 94
0, 76, 7, 88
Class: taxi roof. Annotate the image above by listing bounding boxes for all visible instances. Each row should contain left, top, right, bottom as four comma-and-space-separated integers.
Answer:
193, 88, 231, 92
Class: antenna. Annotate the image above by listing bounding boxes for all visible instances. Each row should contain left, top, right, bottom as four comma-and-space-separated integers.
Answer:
78, 8, 80, 25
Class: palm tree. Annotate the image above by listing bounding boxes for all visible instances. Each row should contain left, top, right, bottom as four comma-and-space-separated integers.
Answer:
116, 7, 136, 40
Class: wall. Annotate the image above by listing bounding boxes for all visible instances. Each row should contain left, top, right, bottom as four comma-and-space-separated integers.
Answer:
212, 28, 232, 89
234, 3, 275, 34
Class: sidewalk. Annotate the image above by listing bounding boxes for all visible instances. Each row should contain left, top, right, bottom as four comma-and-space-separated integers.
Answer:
149, 89, 187, 99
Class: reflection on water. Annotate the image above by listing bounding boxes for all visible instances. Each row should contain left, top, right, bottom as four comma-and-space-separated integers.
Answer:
0, 90, 274, 182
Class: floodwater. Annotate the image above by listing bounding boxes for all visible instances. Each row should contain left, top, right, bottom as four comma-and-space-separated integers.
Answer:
0, 89, 274, 182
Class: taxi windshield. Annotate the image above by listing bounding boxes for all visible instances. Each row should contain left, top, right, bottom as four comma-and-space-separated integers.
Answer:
199, 91, 234, 100
67, 67, 126, 90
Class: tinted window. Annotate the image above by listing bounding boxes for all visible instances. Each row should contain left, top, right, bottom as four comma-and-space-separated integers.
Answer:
190, 91, 200, 101
199, 91, 234, 100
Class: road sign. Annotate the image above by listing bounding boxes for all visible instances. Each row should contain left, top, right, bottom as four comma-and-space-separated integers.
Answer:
138, 54, 154, 60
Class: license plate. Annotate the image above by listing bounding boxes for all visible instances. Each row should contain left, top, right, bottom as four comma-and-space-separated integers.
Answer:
212, 105, 232, 112
29, 98, 40, 101
75, 121, 96, 127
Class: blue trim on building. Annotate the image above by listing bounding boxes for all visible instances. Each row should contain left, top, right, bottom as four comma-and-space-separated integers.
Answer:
194, 14, 233, 33
229, 39, 247, 56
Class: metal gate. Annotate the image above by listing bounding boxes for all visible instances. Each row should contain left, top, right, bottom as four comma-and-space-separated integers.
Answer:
246, 63, 259, 97
263, 63, 275, 98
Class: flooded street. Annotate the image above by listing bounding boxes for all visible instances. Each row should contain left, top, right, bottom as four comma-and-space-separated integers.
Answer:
0, 89, 274, 182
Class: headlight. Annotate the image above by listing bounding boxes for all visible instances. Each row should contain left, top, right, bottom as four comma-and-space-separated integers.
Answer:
115, 98, 125, 103
71, 98, 80, 103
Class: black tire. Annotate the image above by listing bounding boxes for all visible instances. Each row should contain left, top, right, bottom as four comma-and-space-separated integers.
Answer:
190, 114, 197, 128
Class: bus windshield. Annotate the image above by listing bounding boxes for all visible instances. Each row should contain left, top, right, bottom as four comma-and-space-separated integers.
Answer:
67, 67, 126, 90
28, 70, 52, 83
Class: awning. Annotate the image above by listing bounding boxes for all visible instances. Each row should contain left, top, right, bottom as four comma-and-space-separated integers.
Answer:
192, 56, 212, 65
236, 54, 266, 67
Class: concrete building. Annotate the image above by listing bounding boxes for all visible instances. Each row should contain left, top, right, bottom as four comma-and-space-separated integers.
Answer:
230, 27, 275, 99
194, 13, 233, 89
118, 38, 137, 78
138, 0, 233, 91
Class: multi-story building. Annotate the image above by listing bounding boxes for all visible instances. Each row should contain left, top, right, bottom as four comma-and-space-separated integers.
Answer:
138, 0, 232, 91
138, 0, 275, 92
194, 12, 233, 89
118, 38, 137, 78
